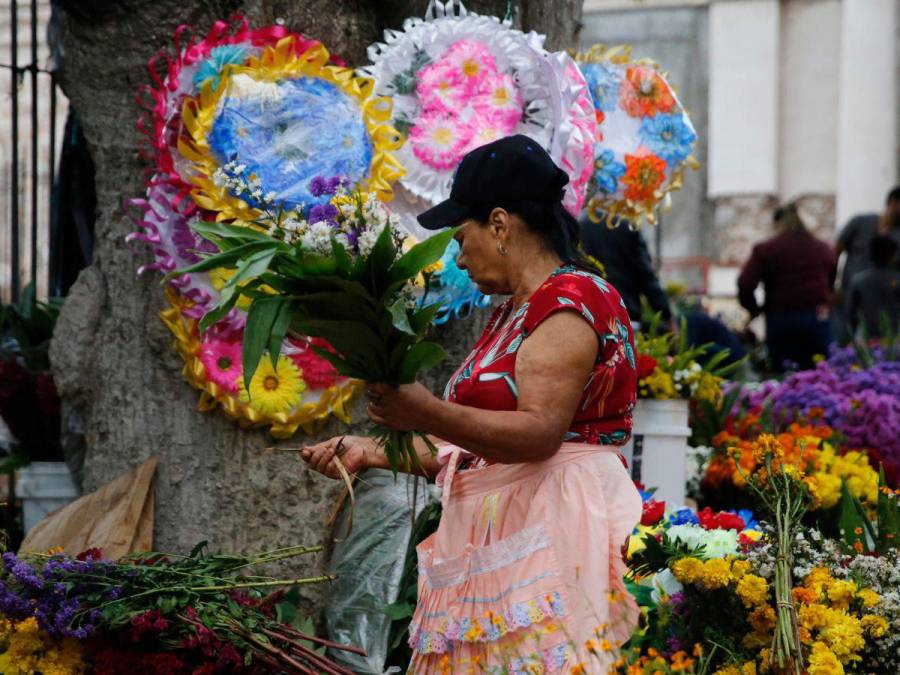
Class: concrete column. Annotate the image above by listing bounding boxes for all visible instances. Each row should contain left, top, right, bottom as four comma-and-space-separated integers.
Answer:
835, 0, 898, 230
708, 0, 780, 198
708, 0, 780, 265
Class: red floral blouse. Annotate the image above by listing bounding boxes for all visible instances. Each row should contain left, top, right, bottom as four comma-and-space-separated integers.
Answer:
444, 266, 637, 450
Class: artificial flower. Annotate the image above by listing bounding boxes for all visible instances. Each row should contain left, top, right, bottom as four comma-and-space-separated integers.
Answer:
198, 338, 243, 393
639, 113, 696, 165
619, 66, 676, 118
239, 355, 306, 415
409, 110, 473, 171
472, 72, 523, 127
592, 147, 625, 194
582, 62, 621, 113
416, 60, 464, 112
622, 152, 666, 203
442, 39, 497, 94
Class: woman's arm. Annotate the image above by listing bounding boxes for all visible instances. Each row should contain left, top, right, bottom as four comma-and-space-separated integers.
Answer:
368, 310, 598, 463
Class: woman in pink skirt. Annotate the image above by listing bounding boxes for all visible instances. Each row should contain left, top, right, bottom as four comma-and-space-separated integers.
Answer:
302, 136, 642, 673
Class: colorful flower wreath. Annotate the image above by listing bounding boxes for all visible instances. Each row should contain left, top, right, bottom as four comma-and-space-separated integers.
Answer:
130, 17, 402, 435
574, 44, 698, 227
363, 2, 596, 319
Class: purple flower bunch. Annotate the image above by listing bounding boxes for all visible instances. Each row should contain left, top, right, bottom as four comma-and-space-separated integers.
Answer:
736, 345, 900, 469
1, 550, 116, 638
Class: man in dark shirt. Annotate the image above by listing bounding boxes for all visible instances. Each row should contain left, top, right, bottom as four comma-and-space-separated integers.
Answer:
847, 236, 900, 338
836, 186, 900, 338
737, 203, 836, 372
578, 213, 672, 324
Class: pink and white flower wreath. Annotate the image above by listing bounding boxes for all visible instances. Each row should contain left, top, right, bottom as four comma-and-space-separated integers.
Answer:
362, 2, 596, 217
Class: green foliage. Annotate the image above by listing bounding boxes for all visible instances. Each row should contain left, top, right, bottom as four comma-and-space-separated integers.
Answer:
629, 531, 707, 579
178, 219, 458, 470
839, 468, 900, 555
0, 282, 62, 372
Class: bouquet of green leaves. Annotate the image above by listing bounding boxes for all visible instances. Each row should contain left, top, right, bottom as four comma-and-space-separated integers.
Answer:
172, 171, 455, 471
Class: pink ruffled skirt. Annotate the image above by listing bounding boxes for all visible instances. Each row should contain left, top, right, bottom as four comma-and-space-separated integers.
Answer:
408, 443, 642, 674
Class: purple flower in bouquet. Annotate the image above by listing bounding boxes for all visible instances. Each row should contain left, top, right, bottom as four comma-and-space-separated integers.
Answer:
309, 175, 329, 197
0, 580, 33, 620
4, 551, 44, 591
308, 202, 338, 225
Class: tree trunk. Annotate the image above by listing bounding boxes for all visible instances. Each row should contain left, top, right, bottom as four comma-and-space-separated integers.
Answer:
49, 0, 581, 613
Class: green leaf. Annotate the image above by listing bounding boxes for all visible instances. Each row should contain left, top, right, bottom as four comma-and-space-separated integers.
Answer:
311, 346, 367, 380
190, 220, 274, 243
293, 316, 388, 379
410, 302, 443, 337
295, 252, 338, 276
189, 541, 209, 558
838, 482, 869, 553
293, 291, 378, 325
267, 299, 294, 367
383, 602, 414, 620
331, 236, 353, 277
242, 297, 287, 391
198, 290, 241, 335
389, 228, 457, 282
363, 223, 397, 296
389, 298, 415, 336
396, 341, 446, 384
168, 241, 274, 278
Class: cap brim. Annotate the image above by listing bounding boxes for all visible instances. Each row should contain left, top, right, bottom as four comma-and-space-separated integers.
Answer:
417, 198, 470, 230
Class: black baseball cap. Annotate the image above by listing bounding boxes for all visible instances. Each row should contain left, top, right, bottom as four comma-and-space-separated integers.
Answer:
416, 134, 570, 230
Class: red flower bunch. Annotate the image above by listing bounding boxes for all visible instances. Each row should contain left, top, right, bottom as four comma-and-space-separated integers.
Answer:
288, 337, 339, 389
637, 354, 658, 381
697, 507, 745, 531
641, 499, 666, 526
129, 610, 170, 642
90, 645, 190, 675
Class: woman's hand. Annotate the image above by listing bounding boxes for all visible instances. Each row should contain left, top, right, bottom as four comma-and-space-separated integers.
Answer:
300, 435, 377, 479
366, 382, 439, 431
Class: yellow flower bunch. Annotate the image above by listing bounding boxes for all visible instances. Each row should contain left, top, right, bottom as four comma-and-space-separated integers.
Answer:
717, 431, 879, 512
0, 617, 85, 675
619, 646, 699, 674
670, 556, 755, 592
640, 366, 677, 399
789, 567, 885, 669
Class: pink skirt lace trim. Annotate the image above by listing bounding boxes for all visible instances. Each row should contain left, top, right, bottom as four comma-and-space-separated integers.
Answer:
408, 443, 642, 674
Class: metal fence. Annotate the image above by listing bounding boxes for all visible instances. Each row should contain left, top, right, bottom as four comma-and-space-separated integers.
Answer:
1, 0, 67, 304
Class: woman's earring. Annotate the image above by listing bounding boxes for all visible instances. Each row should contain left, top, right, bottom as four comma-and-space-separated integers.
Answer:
497, 243, 508, 256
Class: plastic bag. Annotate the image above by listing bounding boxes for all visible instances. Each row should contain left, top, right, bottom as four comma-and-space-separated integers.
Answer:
325, 470, 437, 673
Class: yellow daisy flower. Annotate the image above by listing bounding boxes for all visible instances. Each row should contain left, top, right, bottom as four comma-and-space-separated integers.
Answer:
240, 356, 306, 415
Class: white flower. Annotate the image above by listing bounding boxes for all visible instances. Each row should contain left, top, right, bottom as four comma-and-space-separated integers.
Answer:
212, 169, 227, 187
649, 569, 684, 604
357, 229, 380, 257
233, 163, 246, 175
264, 191, 277, 203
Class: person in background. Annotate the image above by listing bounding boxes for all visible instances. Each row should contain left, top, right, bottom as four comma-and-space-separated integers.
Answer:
578, 212, 672, 325
847, 235, 900, 339
737, 203, 836, 372
836, 186, 900, 338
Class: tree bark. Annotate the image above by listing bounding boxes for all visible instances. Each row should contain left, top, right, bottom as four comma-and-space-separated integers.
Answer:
50, 0, 581, 613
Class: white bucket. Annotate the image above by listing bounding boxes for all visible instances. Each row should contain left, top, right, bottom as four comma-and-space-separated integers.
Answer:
620, 398, 691, 505
16, 462, 79, 534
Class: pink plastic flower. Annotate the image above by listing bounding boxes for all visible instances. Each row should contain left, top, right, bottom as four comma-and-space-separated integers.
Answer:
441, 39, 497, 94
471, 72, 523, 128
287, 338, 339, 390
198, 338, 243, 392
416, 61, 465, 112
462, 109, 518, 154
409, 110, 473, 170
